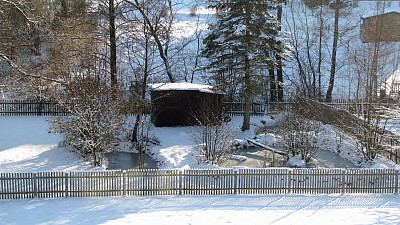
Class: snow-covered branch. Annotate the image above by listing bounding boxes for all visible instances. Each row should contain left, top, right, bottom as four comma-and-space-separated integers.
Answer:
0, 53, 64, 84
0, 0, 36, 23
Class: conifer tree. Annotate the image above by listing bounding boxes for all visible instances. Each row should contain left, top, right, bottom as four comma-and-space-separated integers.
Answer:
203, 0, 290, 130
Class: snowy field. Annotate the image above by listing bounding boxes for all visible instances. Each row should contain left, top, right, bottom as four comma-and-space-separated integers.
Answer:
1, 116, 400, 224
2, 195, 400, 225
0, 117, 94, 172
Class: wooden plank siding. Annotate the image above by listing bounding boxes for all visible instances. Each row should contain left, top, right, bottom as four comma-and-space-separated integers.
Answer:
0, 169, 399, 199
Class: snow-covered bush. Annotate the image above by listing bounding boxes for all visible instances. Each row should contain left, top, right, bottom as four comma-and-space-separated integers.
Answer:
190, 103, 237, 164
50, 77, 129, 166
192, 121, 236, 164
279, 113, 320, 162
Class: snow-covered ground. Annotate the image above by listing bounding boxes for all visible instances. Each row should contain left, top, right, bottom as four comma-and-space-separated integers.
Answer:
2, 195, 400, 225
1, 116, 400, 224
0, 117, 95, 172
1, 115, 399, 173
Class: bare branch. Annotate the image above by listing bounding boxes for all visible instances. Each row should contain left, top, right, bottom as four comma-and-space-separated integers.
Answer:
0, 0, 36, 23
0, 53, 64, 84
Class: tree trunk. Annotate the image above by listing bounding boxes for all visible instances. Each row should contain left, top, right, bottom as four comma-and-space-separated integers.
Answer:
325, 0, 340, 102
276, 0, 284, 102
269, 66, 276, 102
242, 57, 251, 131
317, 5, 324, 100
109, 0, 117, 87
132, 22, 150, 143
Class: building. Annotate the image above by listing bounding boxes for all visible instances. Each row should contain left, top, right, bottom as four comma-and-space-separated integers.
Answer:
381, 70, 400, 98
360, 11, 400, 43
149, 83, 224, 127
302, 0, 329, 8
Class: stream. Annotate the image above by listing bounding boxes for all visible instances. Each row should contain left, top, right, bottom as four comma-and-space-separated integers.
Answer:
105, 152, 158, 170
312, 149, 356, 168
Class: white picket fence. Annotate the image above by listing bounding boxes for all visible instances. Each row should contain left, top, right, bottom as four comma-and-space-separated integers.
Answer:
0, 168, 398, 199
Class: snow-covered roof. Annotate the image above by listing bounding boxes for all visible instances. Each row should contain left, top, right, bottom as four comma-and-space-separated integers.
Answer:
361, 10, 400, 20
149, 83, 223, 94
381, 70, 400, 95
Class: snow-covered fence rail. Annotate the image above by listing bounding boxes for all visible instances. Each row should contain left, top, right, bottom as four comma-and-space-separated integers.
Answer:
1, 168, 399, 199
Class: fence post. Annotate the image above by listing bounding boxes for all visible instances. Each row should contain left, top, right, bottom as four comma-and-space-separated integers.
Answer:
33, 173, 37, 198
37, 101, 42, 116
65, 172, 69, 197
341, 169, 346, 195
179, 170, 183, 195
233, 169, 238, 194
287, 169, 292, 194
122, 170, 127, 197
395, 170, 399, 195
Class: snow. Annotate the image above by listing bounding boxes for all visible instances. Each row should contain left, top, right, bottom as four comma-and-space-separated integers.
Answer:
288, 156, 305, 168
2, 116, 400, 224
0, 117, 95, 173
2, 195, 400, 225
151, 126, 203, 169
3, 1, 400, 223
381, 70, 400, 96
230, 154, 248, 161
149, 82, 221, 94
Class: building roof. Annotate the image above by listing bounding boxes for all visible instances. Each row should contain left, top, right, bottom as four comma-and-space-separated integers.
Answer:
149, 83, 223, 94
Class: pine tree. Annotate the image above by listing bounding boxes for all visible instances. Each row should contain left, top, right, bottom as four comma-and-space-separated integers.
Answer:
203, 0, 289, 130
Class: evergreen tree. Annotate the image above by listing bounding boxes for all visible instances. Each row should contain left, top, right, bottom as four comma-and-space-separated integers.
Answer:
203, 0, 289, 130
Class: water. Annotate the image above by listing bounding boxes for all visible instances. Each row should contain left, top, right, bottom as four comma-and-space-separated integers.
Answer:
312, 149, 356, 168
105, 152, 158, 170
221, 147, 288, 168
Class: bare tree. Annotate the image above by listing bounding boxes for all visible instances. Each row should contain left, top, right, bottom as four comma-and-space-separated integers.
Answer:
0, 0, 64, 97
284, 0, 329, 99
123, 0, 177, 83
325, 0, 341, 102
